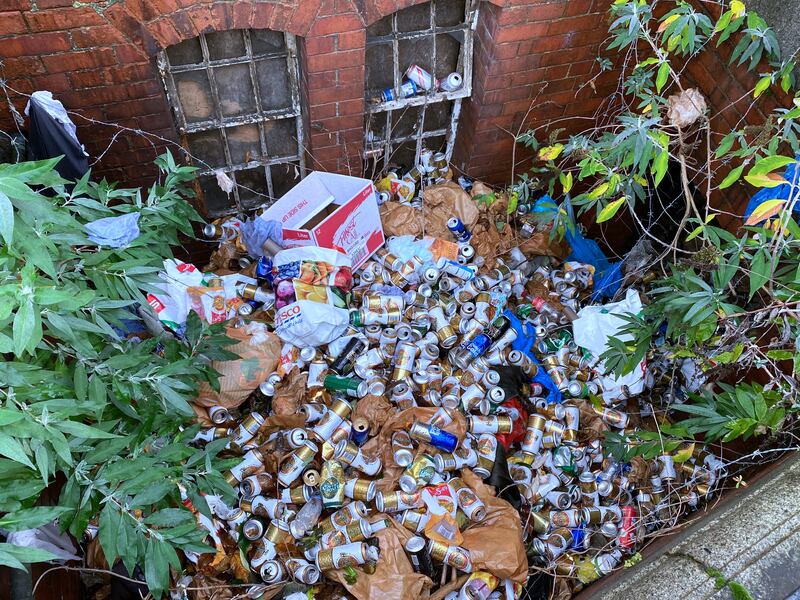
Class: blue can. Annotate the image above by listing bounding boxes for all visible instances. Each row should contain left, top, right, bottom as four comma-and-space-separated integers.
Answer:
381, 80, 418, 102
256, 256, 273, 288
462, 333, 492, 360
447, 216, 472, 242
570, 527, 587, 550
351, 417, 370, 446
410, 421, 458, 453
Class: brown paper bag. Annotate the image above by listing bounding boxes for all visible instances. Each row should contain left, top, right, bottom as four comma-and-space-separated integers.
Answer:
353, 394, 395, 431
271, 368, 308, 415
194, 323, 281, 409
188, 573, 236, 600
328, 516, 432, 600
380, 202, 426, 238
459, 469, 529, 584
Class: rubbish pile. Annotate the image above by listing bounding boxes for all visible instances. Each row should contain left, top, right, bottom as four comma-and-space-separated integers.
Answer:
146, 157, 727, 600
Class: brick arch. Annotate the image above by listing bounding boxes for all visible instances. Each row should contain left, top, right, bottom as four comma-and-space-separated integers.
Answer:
363, 0, 508, 27
101, 1, 325, 57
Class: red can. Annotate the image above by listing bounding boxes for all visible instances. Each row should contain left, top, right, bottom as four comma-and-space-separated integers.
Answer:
618, 505, 636, 549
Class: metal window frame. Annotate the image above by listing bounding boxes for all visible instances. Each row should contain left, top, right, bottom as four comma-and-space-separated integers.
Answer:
158, 29, 306, 216
364, 0, 479, 171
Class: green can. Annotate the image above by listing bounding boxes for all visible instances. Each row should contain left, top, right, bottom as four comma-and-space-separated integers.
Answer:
324, 374, 367, 398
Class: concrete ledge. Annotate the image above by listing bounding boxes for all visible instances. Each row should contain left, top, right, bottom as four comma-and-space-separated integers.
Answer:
588, 451, 800, 600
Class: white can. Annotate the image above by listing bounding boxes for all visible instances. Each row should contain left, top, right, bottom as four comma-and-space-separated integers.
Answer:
405, 64, 436, 91
440, 72, 463, 92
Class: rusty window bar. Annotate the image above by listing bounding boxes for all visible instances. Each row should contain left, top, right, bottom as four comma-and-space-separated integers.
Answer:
364, 0, 479, 169
158, 29, 305, 217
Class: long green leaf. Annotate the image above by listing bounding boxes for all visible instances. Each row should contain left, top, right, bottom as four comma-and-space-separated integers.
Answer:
0, 506, 71, 532
0, 191, 13, 246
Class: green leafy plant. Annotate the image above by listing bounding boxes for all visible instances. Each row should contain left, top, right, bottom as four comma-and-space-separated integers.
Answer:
0, 153, 239, 597
512, 1, 800, 457
676, 383, 785, 442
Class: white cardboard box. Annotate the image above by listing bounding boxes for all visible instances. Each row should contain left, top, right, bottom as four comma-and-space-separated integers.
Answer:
259, 171, 384, 269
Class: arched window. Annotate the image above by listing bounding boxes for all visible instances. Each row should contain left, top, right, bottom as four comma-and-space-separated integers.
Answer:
158, 29, 305, 216
364, 0, 479, 173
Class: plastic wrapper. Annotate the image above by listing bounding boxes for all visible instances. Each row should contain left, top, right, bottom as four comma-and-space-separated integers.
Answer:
667, 87, 707, 128
147, 259, 204, 332
272, 246, 353, 348
194, 322, 280, 409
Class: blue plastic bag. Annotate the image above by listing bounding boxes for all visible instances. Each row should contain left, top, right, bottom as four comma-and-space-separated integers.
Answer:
743, 157, 800, 224
503, 309, 563, 403
532, 195, 622, 300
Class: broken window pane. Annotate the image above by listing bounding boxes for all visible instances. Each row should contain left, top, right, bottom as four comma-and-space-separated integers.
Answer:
173, 70, 214, 123
436, 0, 466, 27
366, 112, 388, 147
235, 167, 269, 210
424, 100, 453, 132
187, 129, 226, 169
264, 119, 298, 158
397, 2, 431, 33
214, 64, 257, 118
392, 105, 423, 138
255, 58, 293, 111
422, 134, 446, 155
199, 174, 234, 213
399, 37, 434, 79
251, 29, 286, 55
227, 124, 261, 165
167, 37, 203, 66
390, 141, 418, 170
271, 162, 302, 199
206, 30, 246, 61
435, 32, 461, 77
366, 44, 394, 93
361, 1, 476, 171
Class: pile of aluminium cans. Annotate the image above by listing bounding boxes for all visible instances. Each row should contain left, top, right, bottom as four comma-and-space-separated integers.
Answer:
189, 220, 727, 599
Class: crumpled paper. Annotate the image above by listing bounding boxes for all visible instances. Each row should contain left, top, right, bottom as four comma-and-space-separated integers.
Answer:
352, 393, 394, 432
380, 181, 480, 239
362, 406, 468, 492
459, 469, 528, 584
194, 322, 280, 409
188, 573, 236, 600
85, 212, 140, 248
328, 516, 432, 600
206, 241, 239, 274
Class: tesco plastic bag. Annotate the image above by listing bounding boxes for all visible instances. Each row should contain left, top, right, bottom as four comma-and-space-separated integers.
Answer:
272, 246, 353, 348
572, 288, 645, 403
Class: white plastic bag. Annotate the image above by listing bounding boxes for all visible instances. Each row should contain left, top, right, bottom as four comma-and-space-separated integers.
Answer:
573, 288, 645, 403
146, 259, 204, 331
273, 246, 353, 348
5, 522, 80, 562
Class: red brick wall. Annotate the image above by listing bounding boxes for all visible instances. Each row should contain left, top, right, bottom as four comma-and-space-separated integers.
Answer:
0, 0, 789, 222
452, 0, 612, 185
